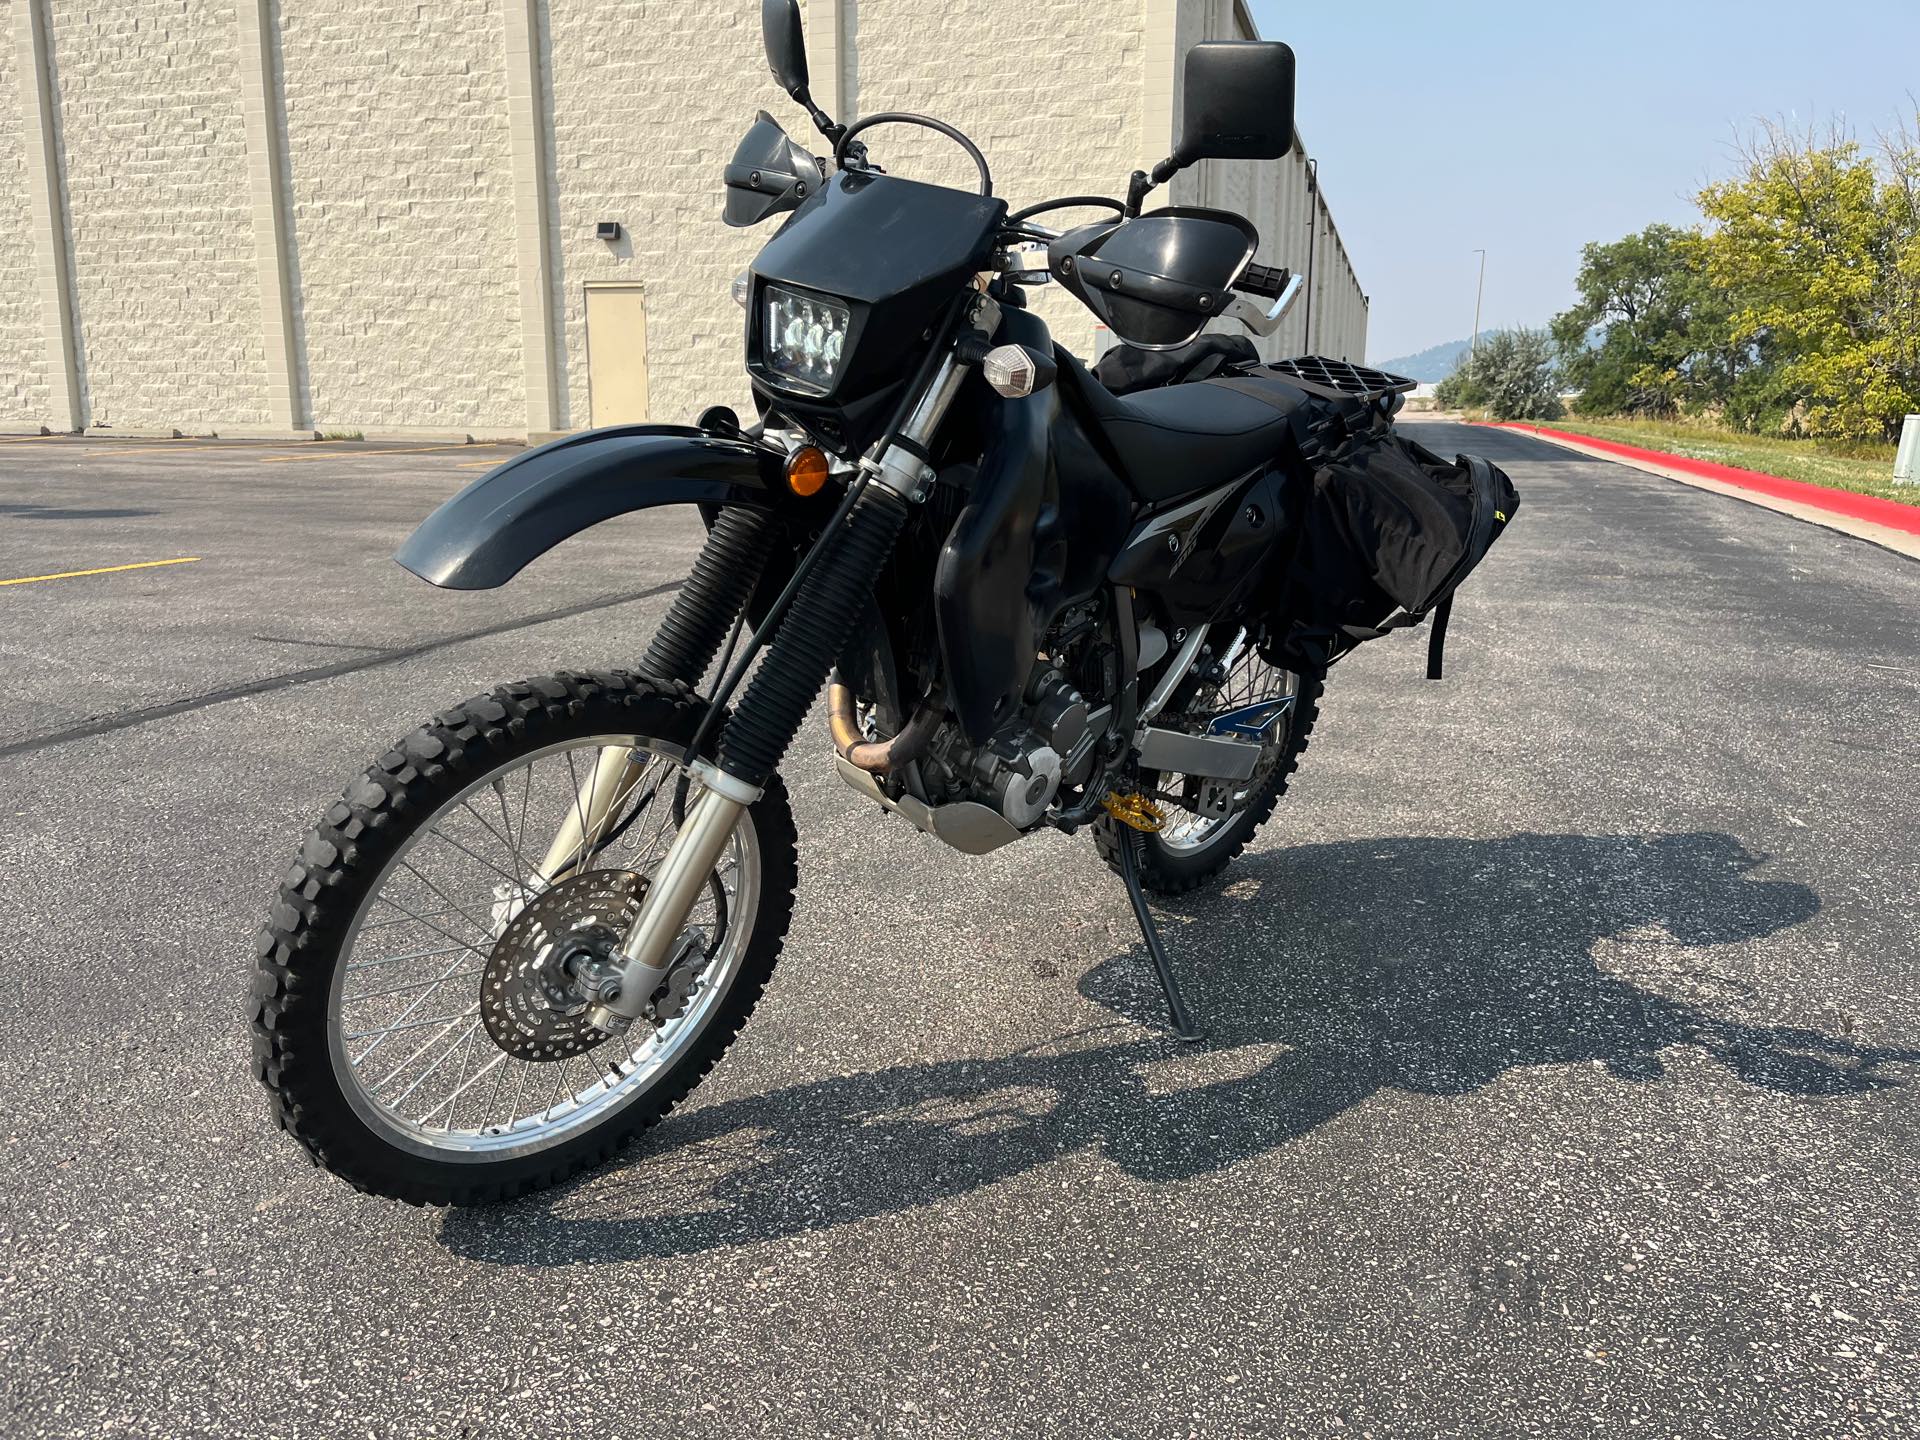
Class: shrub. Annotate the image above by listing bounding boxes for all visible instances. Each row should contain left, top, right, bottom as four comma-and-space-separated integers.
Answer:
1439, 329, 1562, 421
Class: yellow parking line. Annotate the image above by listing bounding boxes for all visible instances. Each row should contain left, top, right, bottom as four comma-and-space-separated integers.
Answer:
260, 444, 478, 464
86, 442, 268, 458
0, 556, 201, 588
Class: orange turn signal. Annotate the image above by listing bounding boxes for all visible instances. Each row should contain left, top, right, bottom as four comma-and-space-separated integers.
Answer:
786, 445, 830, 497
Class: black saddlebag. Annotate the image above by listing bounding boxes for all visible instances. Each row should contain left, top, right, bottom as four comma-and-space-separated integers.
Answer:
1093, 333, 1261, 395
1264, 429, 1519, 677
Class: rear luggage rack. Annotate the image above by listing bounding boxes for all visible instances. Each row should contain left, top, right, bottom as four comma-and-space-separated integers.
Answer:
1265, 356, 1418, 404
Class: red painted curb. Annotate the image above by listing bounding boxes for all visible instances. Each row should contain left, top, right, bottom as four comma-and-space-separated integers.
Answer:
1484, 422, 1920, 536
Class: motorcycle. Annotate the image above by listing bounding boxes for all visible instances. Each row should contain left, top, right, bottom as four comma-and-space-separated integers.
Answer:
252, 0, 1514, 1204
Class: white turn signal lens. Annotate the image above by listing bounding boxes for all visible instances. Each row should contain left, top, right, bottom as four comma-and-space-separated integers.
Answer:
982, 344, 1038, 398
730, 270, 751, 308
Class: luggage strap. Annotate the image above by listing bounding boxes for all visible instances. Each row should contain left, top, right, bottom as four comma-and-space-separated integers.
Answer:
1338, 593, 1453, 681
1425, 594, 1452, 682
1185, 351, 1231, 383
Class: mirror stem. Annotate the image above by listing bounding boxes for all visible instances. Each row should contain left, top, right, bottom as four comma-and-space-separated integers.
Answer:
1124, 153, 1186, 217
789, 85, 845, 148
810, 107, 845, 146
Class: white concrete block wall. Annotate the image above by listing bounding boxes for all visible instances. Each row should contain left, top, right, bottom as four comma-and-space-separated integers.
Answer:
45, 0, 267, 431
277, 0, 524, 435
0, 29, 48, 427
542, 0, 769, 428
0, 0, 1364, 435
851, 0, 1145, 363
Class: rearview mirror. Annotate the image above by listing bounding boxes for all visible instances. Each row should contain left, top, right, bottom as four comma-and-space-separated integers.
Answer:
761, 0, 809, 97
1176, 41, 1295, 165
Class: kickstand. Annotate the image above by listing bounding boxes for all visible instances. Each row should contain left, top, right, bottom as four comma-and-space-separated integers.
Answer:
1115, 828, 1207, 1043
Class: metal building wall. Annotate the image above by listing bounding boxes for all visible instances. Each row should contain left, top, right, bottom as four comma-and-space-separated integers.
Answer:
1169, 0, 1367, 362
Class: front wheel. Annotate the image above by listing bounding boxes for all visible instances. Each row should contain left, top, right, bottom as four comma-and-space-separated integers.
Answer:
251, 671, 797, 1205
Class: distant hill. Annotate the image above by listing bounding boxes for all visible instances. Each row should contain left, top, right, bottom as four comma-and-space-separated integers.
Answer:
1372, 337, 1472, 383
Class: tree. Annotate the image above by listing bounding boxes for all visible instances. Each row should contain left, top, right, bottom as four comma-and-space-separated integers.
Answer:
1549, 224, 1744, 417
1696, 118, 1920, 441
1432, 358, 1482, 412
1437, 328, 1561, 420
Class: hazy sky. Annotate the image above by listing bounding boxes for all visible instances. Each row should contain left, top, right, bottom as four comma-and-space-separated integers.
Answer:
1246, 0, 1918, 362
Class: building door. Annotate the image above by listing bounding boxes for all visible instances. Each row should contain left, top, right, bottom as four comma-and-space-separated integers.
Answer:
584, 283, 650, 426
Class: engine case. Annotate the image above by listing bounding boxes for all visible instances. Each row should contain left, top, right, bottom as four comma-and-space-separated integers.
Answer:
919, 661, 1096, 829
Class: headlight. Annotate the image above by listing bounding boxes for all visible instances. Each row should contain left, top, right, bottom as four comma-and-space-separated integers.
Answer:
761, 284, 851, 396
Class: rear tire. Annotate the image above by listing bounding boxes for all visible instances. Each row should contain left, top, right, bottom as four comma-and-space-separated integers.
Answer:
251, 671, 798, 1206
1094, 668, 1323, 895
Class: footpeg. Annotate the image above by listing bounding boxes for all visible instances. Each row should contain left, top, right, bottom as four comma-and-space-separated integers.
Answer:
1102, 791, 1165, 833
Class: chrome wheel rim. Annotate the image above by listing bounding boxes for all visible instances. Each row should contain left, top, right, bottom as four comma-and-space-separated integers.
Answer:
324, 735, 760, 1161
1154, 644, 1299, 855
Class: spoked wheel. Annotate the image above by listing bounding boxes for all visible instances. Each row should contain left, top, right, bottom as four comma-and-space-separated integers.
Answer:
1095, 637, 1323, 895
252, 672, 797, 1205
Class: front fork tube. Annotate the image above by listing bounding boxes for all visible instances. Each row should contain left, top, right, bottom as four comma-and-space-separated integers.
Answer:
538, 745, 649, 883
595, 319, 983, 1022
598, 485, 914, 1022
593, 773, 753, 1022
640, 505, 780, 689
534, 507, 777, 888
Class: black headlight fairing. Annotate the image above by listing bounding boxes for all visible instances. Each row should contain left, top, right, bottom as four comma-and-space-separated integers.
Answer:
745, 169, 1005, 452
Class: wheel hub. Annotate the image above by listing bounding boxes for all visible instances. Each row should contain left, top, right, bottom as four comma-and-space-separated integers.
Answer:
480, 870, 646, 1061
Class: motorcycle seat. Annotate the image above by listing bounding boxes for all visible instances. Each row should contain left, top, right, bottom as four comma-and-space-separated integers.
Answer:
1058, 351, 1306, 503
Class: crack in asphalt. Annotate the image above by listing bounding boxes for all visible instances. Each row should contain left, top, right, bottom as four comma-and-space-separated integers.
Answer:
0, 580, 682, 760
248, 633, 392, 654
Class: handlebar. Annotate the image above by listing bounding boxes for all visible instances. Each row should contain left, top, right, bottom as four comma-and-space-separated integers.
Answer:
1006, 195, 1125, 227
992, 206, 1302, 340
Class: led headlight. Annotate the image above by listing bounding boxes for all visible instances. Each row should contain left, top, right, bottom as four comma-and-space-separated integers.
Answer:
761, 284, 850, 396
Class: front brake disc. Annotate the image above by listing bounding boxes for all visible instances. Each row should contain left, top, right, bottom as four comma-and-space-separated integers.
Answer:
480, 870, 645, 1061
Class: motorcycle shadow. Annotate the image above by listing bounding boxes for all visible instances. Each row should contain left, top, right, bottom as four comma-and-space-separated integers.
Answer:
438, 830, 1916, 1265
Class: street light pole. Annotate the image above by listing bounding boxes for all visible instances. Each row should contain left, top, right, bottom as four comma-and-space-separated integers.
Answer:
1469, 248, 1487, 375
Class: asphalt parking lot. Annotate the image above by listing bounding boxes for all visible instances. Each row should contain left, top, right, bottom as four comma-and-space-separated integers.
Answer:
1, 424, 1916, 1437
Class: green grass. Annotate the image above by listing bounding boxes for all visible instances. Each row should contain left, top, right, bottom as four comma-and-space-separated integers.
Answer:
1511, 415, 1914, 505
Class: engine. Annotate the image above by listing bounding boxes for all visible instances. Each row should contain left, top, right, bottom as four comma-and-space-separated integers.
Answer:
915, 600, 1114, 828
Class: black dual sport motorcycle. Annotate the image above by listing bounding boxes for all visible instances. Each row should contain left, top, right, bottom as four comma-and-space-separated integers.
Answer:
253, 0, 1518, 1204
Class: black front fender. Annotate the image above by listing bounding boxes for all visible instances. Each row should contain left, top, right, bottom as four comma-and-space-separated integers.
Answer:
394, 423, 800, 590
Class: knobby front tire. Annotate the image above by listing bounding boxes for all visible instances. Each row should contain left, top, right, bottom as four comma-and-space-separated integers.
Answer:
250, 671, 798, 1206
